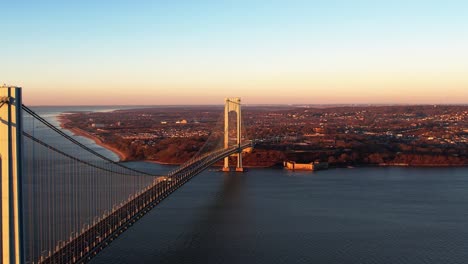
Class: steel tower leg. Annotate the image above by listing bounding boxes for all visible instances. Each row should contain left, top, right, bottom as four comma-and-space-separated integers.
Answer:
235, 98, 243, 172
223, 98, 230, 171
0, 86, 24, 264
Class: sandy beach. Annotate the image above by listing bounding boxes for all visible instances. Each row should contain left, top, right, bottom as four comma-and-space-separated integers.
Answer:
57, 114, 129, 161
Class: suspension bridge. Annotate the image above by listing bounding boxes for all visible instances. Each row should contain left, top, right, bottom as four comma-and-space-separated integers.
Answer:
1, 86, 256, 264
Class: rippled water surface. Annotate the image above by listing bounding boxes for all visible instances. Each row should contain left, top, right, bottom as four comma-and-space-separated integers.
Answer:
90, 166, 468, 264
28, 107, 468, 264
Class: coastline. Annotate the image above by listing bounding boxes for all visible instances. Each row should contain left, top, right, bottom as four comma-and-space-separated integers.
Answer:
145, 159, 274, 168
57, 114, 129, 161
57, 114, 467, 169
145, 160, 180, 166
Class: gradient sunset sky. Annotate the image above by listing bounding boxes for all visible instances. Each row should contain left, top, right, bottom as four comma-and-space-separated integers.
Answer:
2, 0, 467, 105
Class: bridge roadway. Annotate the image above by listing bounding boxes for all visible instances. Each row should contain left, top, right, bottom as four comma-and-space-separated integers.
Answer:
39, 142, 253, 264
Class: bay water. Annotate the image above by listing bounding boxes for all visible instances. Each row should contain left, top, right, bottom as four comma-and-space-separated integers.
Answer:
30, 107, 468, 264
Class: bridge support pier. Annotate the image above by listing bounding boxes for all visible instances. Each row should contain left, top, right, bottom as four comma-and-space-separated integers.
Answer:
223, 98, 244, 172
235, 167, 244, 172
0, 86, 24, 264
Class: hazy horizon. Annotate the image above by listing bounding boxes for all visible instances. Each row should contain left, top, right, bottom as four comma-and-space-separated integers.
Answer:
27, 103, 468, 108
2, 1, 468, 105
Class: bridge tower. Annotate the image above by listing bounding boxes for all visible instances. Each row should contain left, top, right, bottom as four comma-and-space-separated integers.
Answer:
223, 97, 244, 172
0, 86, 24, 264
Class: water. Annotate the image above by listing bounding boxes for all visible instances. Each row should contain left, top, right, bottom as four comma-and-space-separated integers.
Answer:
21, 106, 161, 262
88, 166, 468, 264
28, 106, 468, 264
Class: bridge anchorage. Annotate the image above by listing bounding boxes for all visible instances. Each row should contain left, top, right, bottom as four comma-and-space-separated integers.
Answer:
222, 97, 244, 172
1, 86, 255, 264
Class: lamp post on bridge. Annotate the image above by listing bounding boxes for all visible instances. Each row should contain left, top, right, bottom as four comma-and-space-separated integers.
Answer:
0, 85, 24, 264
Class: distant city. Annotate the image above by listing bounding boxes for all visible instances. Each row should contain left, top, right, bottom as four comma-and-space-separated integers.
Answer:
61, 105, 468, 167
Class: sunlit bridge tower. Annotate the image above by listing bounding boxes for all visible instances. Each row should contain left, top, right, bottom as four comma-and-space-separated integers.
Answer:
223, 97, 244, 172
0, 86, 24, 264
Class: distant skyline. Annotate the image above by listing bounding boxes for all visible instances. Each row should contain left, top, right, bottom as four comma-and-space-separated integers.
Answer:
2, 0, 468, 105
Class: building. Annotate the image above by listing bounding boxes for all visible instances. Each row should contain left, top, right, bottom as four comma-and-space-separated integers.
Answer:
283, 161, 329, 171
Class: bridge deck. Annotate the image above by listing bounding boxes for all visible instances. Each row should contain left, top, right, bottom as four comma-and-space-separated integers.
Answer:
39, 143, 252, 264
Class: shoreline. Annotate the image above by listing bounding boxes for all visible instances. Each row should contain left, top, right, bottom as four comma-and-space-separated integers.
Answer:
57, 114, 278, 167
57, 114, 467, 169
145, 159, 274, 168
57, 114, 129, 161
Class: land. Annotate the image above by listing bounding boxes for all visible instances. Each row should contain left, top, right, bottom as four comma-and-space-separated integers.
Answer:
59, 105, 468, 167
59, 115, 128, 160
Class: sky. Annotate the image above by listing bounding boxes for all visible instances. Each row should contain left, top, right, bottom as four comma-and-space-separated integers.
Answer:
1, 0, 468, 105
